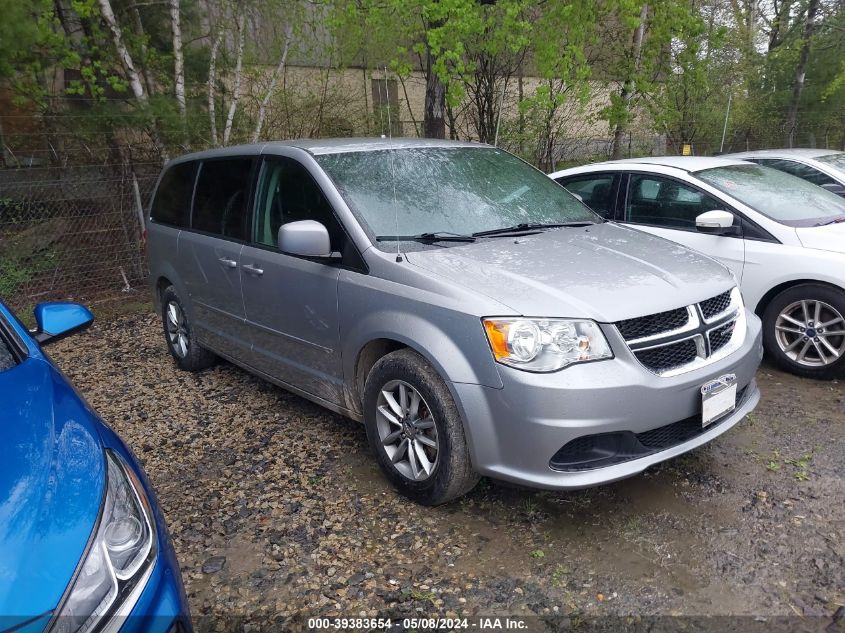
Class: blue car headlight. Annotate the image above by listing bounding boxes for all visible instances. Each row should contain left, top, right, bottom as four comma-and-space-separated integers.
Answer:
51, 450, 157, 633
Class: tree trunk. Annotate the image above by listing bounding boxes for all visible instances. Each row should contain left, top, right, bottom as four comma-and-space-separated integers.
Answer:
208, 25, 224, 146
610, 4, 648, 160
98, 0, 147, 103
223, 11, 246, 146
423, 46, 446, 139
398, 74, 420, 137
785, 0, 820, 147
252, 23, 293, 143
130, 5, 156, 97
517, 67, 524, 156
98, 0, 167, 161
170, 0, 187, 124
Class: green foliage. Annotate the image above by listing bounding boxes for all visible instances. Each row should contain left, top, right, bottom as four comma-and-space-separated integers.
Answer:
1, 0, 844, 164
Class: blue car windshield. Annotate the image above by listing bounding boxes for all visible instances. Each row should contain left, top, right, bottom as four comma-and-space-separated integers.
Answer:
0, 335, 16, 372
0, 312, 23, 372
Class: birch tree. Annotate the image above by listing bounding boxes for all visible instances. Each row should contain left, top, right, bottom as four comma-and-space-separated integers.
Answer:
223, 9, 246, 145
170, 0, 187, 124
252, 23, 294, 142
207, 25, 224, 145
98, 0, 147, 103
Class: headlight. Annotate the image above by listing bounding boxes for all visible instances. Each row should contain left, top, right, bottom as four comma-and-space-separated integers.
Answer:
483, 317, 613, 372
52, 451, 156, 633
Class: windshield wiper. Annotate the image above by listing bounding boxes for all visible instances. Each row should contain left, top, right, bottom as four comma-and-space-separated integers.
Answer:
814, 216, 845, 226
376, 231, 477, 243
472, 221, 596, 237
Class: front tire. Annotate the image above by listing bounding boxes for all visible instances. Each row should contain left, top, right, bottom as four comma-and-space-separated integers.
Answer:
363, 349, 480, 505
160, 285, 216, 372
762, 283, 845, 379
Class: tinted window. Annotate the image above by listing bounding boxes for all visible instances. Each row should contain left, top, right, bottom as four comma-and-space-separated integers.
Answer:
255, 157, 343, 250
150, 162, 197, 227
625, 174, 721, 229
192, 159, 253, 240
696, 164, 845, 226
316, 147, 596, 248
558, 174, 617, 217
756, 159, 836, 187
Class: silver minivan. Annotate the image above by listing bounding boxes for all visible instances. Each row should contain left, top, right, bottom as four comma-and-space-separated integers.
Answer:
147, 139, 763, 504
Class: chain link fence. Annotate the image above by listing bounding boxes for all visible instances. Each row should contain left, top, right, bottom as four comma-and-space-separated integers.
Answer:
2, 107, 837, 316
0, 118, 160, 313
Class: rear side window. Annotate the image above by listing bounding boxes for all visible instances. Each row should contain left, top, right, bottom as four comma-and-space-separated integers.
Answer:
150, 162, 197, 227
557, 174, 618, 217
192, 159, 253, 240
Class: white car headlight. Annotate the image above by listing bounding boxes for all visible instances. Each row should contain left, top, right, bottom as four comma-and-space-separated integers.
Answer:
483, 318, 613, 371
51, 451, 157, 633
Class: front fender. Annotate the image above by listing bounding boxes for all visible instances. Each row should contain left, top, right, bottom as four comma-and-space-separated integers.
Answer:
343, 310, 503, 390
338, 270, 505, 396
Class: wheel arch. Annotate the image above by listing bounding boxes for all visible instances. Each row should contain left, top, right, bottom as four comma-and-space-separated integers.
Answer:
754, 279, 845, 317
353, 338, 409, 411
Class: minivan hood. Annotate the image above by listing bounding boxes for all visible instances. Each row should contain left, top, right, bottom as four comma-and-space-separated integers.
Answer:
795, 222, 845, 254
404, 223, 734, 322
0, 358, 105, 625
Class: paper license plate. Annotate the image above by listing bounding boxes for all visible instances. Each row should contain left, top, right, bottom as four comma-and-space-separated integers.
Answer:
701, 374, 738, 428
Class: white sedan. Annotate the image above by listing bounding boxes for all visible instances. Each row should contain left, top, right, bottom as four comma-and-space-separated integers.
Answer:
723, 148, 845, 198
550, 156, 845, 379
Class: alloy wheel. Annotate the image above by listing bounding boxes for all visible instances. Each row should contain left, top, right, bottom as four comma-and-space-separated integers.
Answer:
375, 380, 439, 481
774, 299, 845, 367
165, 301, 189, 359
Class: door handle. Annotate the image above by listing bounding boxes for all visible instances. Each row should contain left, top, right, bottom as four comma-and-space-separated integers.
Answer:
242, 264, 264, 276
218, 257, 238, 269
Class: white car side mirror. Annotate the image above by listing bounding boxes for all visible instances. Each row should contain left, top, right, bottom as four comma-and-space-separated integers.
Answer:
696, 210, 736, 235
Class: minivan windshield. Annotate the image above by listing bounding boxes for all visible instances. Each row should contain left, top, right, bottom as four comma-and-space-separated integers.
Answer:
696, 164, 845, 226
316, 147, 598, 246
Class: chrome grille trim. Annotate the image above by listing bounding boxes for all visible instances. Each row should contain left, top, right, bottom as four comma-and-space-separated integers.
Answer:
615, 288, 746, 377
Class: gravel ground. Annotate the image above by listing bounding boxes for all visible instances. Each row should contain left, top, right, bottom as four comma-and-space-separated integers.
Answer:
50, 311, 844, 630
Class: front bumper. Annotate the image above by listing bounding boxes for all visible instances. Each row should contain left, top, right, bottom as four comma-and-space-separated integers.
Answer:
452, 309, 763, 490
107, 554, 191, 633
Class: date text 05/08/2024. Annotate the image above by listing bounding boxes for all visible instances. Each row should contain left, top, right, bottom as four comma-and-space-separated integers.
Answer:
307, 617, 529, 630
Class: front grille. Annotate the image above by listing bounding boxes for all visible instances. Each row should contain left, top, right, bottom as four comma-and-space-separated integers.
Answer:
700, 290, 732, 320
615, 289, 740, 376
708, 320, 736, 354
616, 307, 688, 341
634, 339, 698, 373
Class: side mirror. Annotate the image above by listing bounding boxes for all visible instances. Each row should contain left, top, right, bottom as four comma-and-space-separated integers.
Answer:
820, 183, 845, 198
33, 302, 94, 345
278, 220, 331, 258
696, 210, 737, 235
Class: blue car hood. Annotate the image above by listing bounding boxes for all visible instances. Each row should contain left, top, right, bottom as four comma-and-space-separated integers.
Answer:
0, 358, 105, 624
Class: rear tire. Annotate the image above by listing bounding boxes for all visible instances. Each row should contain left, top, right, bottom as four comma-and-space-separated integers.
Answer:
160, 285, 216, 372
363, 349, 479, 505
762, 283, 845, 379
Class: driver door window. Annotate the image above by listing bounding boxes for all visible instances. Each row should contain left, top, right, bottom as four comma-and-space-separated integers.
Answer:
254, 157, 343, 251
625, 174, 722, 230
